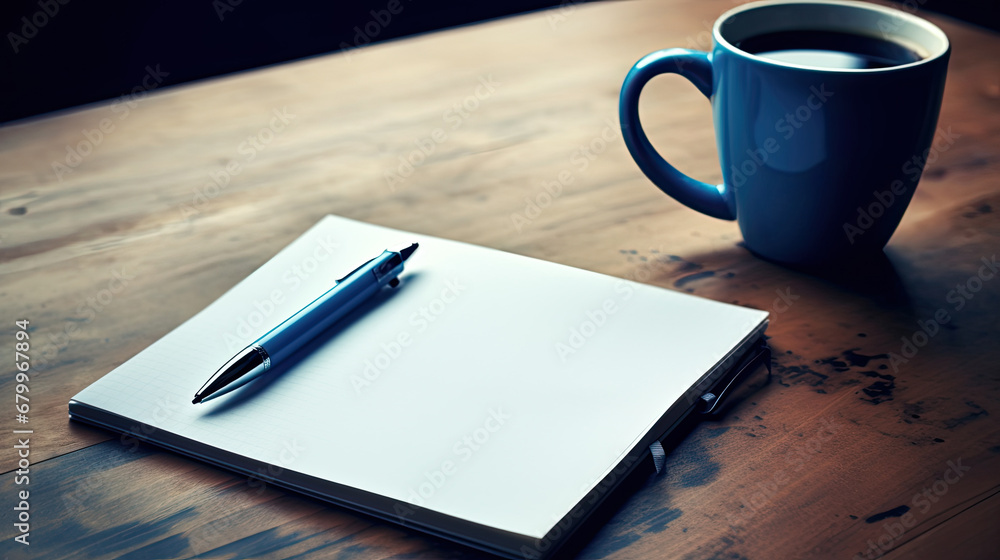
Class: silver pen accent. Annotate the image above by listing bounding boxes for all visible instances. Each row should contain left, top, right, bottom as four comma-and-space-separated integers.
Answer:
192, 344, 271, 404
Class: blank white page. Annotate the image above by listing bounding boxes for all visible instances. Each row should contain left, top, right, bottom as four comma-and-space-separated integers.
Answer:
72, 215, 768, 539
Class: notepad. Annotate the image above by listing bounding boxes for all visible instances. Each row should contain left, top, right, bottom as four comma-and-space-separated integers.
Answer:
70, 215, 768, 558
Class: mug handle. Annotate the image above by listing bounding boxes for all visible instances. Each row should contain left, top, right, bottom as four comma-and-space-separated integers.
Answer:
619, 49, 735, 221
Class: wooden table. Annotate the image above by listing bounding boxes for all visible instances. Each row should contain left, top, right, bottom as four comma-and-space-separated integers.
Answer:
2, 0, 999, 558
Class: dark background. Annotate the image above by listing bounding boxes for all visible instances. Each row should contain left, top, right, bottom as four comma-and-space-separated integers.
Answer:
2, 0, 998, 124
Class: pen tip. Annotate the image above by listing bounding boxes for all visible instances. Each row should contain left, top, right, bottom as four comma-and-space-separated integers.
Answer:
192, 396, 202, 405
399, 242, 418, 261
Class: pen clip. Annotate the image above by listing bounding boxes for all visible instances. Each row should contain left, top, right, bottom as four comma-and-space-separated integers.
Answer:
699, 341, 771, 415
336, 256, 377, 283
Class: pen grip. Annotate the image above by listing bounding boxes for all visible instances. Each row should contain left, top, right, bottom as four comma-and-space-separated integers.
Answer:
256, 271, 384, 364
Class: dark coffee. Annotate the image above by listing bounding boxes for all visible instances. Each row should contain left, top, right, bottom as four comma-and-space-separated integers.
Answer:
735, 29, 924, 69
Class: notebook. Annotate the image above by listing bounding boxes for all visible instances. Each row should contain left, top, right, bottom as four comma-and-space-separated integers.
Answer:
69, 215, 768, 558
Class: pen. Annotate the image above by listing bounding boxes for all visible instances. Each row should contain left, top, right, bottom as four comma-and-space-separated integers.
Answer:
193, 243, 419, 404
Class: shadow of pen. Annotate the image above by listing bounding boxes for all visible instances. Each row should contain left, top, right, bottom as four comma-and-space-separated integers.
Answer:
199, 271, 425, 416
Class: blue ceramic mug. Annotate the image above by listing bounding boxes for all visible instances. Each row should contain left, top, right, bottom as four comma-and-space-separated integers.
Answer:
620, 0, 949, 265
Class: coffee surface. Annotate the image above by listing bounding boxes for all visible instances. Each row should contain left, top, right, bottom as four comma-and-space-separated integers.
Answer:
735, 29, 924, 69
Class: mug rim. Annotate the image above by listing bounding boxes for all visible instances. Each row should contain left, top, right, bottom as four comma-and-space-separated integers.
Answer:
712, 0, 950, 73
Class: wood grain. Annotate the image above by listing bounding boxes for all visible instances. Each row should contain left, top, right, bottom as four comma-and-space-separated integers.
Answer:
1, 0, 999, 558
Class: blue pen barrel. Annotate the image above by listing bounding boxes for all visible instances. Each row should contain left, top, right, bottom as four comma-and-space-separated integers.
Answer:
256, 253, 400, 364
